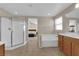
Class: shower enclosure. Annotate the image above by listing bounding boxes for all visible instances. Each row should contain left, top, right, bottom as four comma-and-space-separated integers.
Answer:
0, 16, 27, 50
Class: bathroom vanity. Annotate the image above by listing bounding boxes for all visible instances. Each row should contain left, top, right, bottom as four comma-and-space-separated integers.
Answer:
58, 33, 79, 56
0, 41, 5, 56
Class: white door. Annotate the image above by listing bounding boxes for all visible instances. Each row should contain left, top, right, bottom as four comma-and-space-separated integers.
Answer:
1, 17, 11, 48
12, 21, 24, 46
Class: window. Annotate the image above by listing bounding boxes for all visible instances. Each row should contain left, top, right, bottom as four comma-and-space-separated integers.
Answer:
69, 20, 76, 32
69, 20, 76, 26
55, 16, 63, 30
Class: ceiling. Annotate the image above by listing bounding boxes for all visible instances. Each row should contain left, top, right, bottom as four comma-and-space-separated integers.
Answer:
66, 8, 79, 18
0, 3, 72, 16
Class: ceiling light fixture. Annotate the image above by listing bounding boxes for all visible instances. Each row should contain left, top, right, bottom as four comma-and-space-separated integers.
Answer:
48, 13, 51, 15
14, 11, 18, 15
75, 3, 79, 8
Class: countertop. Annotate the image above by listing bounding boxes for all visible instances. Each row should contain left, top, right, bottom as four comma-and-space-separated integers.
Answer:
0, 41, 5, 46
58, 32, 79, 39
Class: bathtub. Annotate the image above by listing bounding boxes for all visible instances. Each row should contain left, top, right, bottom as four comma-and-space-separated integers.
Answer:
39, 34, 58, 48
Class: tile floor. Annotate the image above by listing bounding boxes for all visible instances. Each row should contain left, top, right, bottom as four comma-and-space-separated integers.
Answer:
5, 37, 65, 56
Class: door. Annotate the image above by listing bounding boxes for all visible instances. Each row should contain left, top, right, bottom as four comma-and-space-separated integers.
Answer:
1, 17, 11, 48
12, 20, 24, 46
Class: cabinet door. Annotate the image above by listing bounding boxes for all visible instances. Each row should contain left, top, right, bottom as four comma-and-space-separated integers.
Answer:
72, 40, 79, 56
0, 44, 5, 56
63, 36, 72, 56
58, 35, 63, 51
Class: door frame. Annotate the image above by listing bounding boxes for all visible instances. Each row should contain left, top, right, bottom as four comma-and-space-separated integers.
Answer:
11, 17, 25, 47
27, 17, 38, 46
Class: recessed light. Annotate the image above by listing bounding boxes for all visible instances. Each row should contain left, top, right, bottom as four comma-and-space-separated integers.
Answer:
48, 13, 51, 15
14, 11, 18, 15
75, 4, 79, 8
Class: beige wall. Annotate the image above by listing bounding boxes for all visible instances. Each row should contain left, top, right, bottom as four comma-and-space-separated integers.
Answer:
62, 16, 69, 32
31, 4, 76, 34
76, 20, 79, 32
37, 16, 71, 34
53, 4, 76, 33
0, 9, 12, 16
38, 17, 54, 34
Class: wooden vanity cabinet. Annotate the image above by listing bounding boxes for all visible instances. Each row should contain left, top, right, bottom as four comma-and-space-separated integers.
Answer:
0, 42, 5, 56
72, 39, 79, 56
63, 36, 72, 56
58, 35, 63, 51
58, 35, 79, 56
